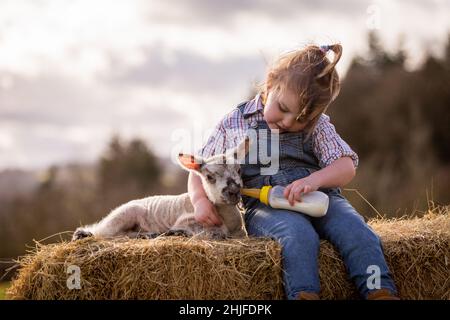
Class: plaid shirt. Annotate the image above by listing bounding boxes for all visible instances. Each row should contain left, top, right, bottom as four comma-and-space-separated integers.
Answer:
197, 94, 359, 169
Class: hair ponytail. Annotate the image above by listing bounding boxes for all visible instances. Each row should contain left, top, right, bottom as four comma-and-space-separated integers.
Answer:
316, 44, 343, 79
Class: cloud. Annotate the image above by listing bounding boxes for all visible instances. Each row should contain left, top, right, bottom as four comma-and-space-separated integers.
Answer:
104, 44, 266, 95
0, 73, 113, 126
0, 71, 191, 169
0, 0, 449, 170
0, 71, 189, 126
145, 0, 368, 27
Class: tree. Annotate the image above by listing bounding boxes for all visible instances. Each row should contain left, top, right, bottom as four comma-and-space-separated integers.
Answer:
98, 135, 162, 203
328, 31, 449, 215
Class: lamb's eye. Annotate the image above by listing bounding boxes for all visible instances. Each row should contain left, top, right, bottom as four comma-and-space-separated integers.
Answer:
206, 174, 216, 184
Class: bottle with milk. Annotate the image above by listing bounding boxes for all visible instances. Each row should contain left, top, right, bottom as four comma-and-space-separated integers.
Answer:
241, 185, 329, 217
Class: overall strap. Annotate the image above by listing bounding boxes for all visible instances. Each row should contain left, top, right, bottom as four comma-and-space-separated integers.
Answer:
236, 101, 250, 117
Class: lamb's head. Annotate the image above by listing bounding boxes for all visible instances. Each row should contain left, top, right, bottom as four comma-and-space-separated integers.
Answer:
178, 137, 250, 205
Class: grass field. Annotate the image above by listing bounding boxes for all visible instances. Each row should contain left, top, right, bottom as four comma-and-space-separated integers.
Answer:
0, 282, 10, 300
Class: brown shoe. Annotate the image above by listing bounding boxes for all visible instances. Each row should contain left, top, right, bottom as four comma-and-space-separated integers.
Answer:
296, 291, 320, 300
367, 289, 400, 300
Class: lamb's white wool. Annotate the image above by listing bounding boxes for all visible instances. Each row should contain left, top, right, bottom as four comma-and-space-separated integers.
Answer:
72, 137, 250, 240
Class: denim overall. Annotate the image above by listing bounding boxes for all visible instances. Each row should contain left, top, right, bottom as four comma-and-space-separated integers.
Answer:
237, 103, 397, 300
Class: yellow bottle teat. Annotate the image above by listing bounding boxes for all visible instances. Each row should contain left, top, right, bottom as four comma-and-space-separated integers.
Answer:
241, 186, 272, 206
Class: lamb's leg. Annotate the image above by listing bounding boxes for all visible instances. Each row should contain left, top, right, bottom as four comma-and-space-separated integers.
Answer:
164, 229, 192, 237
169, 213, 204, 237
169, 212, 230, 239
203, 226, 228, 240
72, 229, 93, 240
72, 202, 148, 241
127, 231, 161, 239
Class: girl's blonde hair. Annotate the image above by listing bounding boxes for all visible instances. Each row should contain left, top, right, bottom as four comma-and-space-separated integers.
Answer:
260, 44, 343, 136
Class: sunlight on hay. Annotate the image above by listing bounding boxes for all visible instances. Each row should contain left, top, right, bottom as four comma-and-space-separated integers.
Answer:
7, 204, 450, 300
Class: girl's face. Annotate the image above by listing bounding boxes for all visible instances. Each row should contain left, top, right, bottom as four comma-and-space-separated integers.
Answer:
263, 88, 307, 133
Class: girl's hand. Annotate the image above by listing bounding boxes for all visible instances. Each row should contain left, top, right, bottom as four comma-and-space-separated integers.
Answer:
193, 197, 223, 227
283, 176, 321, 206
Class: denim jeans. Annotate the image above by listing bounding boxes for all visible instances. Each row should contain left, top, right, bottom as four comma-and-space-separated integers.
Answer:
244, 193, 398, 300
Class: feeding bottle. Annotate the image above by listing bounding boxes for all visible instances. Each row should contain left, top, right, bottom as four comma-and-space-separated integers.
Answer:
241, 185, 329, 217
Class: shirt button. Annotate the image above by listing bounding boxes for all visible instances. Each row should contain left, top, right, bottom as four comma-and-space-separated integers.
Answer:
250, 120, 258, 128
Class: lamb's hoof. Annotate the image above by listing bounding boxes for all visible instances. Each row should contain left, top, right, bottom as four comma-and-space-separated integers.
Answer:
136, 232, 160, 239
72, 229, 93, 241
209, 231, 227, 240
164, 229, 190, 237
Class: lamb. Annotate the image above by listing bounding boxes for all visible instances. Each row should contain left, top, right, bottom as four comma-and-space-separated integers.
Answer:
72, 137, 250, 241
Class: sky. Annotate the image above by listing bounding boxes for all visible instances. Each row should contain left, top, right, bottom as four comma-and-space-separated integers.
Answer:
0, 0, 449, 170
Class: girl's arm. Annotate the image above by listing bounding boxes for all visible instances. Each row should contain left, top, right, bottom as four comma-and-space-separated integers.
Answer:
188, 171, 222, 226
309, 156, 356, 188
284, 156, 355, 205
188, 171, 209, 206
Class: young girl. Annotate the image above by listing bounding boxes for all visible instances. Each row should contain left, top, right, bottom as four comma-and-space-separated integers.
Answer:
188, 44, 399, 300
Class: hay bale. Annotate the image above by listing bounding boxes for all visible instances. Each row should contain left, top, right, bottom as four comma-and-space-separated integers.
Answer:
318, 205, 450, 300
369, 206, 450, 300
7, 237, 284, 300
7, 206, 450, 300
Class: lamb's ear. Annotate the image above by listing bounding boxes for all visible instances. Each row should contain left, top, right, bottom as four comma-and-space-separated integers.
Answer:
226, 136, 251, 163
177, 153, 203, 171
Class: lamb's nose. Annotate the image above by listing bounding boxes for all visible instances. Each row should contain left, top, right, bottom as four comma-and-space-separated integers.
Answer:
226, 178, 241, 194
